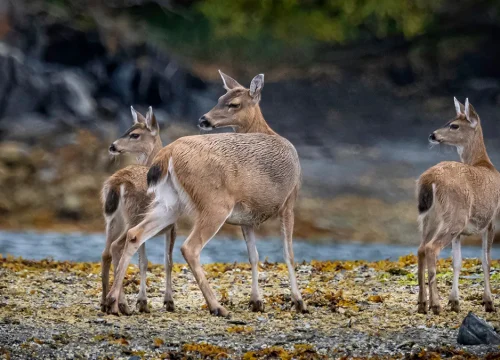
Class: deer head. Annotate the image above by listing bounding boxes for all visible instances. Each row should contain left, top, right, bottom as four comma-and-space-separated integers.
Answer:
429, 98, 480, 148
198, 71, 266, 132
109, 106, 162, 165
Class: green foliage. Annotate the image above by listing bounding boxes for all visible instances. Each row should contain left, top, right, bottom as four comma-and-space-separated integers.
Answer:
38, 0, 449, 65
124, 0, 444, 65
197, 0, 442, 45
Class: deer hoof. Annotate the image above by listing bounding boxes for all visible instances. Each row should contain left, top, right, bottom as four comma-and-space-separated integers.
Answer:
483, 301, 495, 313
430, 304, 442, 315
106, 297, 119, 316
293, 300, 309, 314
137, 299, 150, 313
417, 301, 427, 314
100, 302, 108, 313
249, 300, 265, 312
210, 306, 230, 318
449, 300, 460, 313
118, 301, 132, 316
164, 299, 175, 312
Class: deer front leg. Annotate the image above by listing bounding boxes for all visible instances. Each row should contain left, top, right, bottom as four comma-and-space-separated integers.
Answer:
482, 223, 495, 312
242, 225, 264, 312
163, 224, 176, 312
448, 237, 461, 312
280, 205, 307, 313
136, 244, 150, 313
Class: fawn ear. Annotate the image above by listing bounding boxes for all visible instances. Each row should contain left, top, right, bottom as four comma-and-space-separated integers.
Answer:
219, 70, 243, 91
453, 97, 465, 116
145, 106, 159, 135
464, 98, 478, 128
131, 106, 146, 124
249, 74, 264, 104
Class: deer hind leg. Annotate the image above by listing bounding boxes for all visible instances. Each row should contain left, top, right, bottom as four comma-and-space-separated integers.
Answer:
482, 223, 495, 312
181, 208, 232, 317
449, 236, 462, 312
425, 224, 462, 315
110, 235, 132, 315
101, 216, 127, 312
136, 244, 150, 313
280, 200, 307, 313
242, 225, 264, 312
164, 224, 176, 312
107, 201, 180, 315
417, 213, 439, 314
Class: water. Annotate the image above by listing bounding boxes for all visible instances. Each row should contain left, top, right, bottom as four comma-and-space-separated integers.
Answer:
1, 230, 499, 264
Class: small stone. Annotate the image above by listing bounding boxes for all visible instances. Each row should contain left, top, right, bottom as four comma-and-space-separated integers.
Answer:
457, 312, 500, 345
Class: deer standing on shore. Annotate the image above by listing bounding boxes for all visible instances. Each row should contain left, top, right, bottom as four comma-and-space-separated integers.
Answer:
417, 98, 499, 315
196, 71, 276, 312
105, 72, 307, 317
101, 107, 176, 314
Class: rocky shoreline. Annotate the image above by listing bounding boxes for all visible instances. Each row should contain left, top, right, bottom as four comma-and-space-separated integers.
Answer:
1, 255, 499, 359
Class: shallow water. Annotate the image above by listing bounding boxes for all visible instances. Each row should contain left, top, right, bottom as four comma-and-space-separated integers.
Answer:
1, 230, 499, 264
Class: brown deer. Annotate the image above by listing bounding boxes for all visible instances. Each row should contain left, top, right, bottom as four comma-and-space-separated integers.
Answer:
196, 71, 276, 312
417, 98, 499, 315
105, 72, 307, 317
101, 106, 176, 314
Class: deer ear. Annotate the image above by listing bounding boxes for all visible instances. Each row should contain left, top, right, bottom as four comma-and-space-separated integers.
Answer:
249, 74, 264, 103
454, 97, 465, 116
145, 106, 159, 134
131, 106, 146, 124
464, 98, 478, 128
219, 70, 242, 91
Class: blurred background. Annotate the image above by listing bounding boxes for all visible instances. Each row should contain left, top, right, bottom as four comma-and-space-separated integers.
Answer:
1, 0, 500, 262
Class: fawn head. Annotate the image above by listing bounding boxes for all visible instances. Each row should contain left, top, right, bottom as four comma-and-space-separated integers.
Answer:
109, 106, 160, 158
198, 70, 264, 131
429, 97, 480, 147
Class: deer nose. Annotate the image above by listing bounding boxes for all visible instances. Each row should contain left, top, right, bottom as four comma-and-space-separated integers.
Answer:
109, 144, 117, 152
198, 115, 211, 129
429, 133, 436, 141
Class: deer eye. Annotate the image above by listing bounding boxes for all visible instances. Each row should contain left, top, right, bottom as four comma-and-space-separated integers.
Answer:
227, 103, 240, 109
130, 133, 140, 139
450, 124, 459, 130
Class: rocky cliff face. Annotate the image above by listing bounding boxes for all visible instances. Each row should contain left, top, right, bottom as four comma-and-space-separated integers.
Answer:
0, 0, 212, 145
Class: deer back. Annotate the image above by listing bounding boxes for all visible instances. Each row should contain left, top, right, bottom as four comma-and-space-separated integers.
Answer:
150, 133, 300, 224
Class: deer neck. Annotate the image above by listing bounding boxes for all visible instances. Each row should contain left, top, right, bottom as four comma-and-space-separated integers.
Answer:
138, 136, 163, 167
236, 106, 277, 135
459, 125, 494, 169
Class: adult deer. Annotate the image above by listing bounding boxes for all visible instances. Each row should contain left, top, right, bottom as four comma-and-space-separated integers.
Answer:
417, 98, 499, 315
196, 71, 276, 312
101, 107, 176, 314
106, 72, 307, 317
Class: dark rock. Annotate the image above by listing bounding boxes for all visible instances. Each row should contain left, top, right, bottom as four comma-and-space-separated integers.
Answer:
0, 113, 59, 142
457, 312, 500, 345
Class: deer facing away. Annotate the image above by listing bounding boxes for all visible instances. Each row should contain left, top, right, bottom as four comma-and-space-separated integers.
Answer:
196, 71, 279, 312
105, 72, 307, 317
417, 98, 499, 315
101, 107, 176, 314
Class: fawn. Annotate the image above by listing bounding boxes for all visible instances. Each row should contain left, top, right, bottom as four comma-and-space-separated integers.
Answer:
105, 72, 307, 317
101, 106, 176, 314
417, 98, 499, 314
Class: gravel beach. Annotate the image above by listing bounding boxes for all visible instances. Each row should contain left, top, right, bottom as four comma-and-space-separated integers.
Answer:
1, 255, 499, 359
